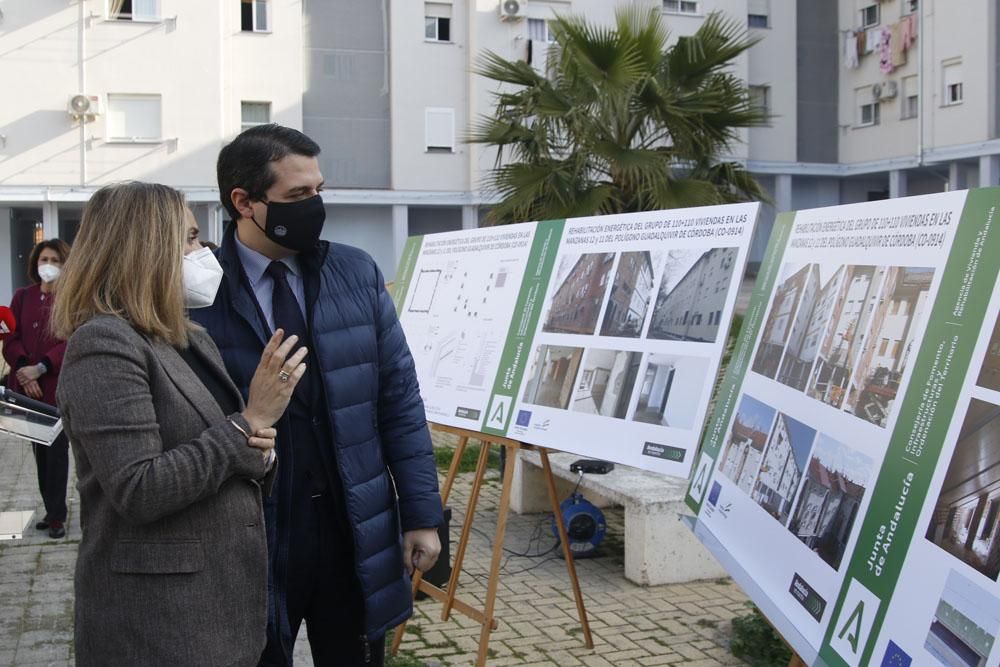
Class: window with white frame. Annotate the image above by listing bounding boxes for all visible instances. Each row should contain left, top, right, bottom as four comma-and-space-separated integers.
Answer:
663, 0, 699, 15
241, 102, 271, 131
855, 87, 879, 127
943, 59, 963, 105
528, 18, 556, 43
107, 94, 162, 141
107, 0, 160, 21
859, 4, 879, 28
749, 85, 770, 119
904, 0, 918, 14
241, 0, 269, 32
901, 75, 919, 119
747, 0, 769, 28
425, 3, 452, 42
425, 107, 455, 153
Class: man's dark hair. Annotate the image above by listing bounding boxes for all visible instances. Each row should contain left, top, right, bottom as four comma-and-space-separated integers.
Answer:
217, 124, 321, 221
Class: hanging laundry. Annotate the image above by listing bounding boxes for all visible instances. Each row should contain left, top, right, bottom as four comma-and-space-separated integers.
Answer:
865, 27, 880, 55
890, 21, 907, 67
844, 32, 860, 69
858, 28, 868, 57
901, 13, 918, 50
878, 26, 894, 74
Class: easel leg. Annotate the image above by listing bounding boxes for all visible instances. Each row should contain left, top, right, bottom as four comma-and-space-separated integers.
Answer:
391, 434, 470, 656
476, 442, 518, 667
540, 448, 594, 649
442, 439, 492, 621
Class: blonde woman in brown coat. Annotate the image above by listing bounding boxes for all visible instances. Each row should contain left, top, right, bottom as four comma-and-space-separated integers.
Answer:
54, 182, 307, 666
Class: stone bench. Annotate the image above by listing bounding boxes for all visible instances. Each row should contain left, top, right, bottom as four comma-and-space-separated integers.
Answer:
510, 449, 726, 586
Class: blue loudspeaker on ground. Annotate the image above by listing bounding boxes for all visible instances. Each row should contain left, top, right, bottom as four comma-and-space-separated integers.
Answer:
552, 493, 606, 558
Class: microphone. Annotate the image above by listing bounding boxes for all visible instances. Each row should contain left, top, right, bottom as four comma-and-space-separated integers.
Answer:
0, 306, 16, 339
0, 386, 59, 419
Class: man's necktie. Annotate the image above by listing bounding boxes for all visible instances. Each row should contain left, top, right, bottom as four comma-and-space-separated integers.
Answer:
266, 261, 308, 400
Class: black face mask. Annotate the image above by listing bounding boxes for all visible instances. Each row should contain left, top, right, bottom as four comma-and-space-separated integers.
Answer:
251, 194, 326, 252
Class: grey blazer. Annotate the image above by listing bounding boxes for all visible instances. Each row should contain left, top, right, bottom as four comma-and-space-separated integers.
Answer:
57, 315, 273, 667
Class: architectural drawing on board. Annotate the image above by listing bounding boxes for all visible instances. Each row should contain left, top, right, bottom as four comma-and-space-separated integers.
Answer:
408, 269, 442, 313
787, 434, 872, 570
720, 395, 776, 495
751, 264, 811, 379
924, 571, 1000, 667
926, 399, 1000, 581
542, 253, 615, 335
648, 247, 738, 343
571, 349, 642, 419
806, 265, 886, 409
600, 252, 656, 338
751, 412, 816, 526
845, 266, 933, 427
430, 331, 460, 378
776, 266, 844, 392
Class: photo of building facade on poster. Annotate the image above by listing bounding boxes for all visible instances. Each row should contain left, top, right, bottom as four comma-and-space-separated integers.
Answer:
863, 268, 1000, 667
394, 203, 760, 477
503, 206, 758, 477
685, 188, 1000, 665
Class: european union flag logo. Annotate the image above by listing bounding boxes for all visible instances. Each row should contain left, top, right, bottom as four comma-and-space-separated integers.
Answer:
708, 481, 722, 506
880, 640, 911, 667
516, 410, 532, 427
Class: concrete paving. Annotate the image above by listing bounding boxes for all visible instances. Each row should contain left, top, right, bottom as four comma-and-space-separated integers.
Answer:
0, 431, 752, 667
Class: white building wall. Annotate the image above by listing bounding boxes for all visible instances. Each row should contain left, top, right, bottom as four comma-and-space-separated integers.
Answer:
0, 0, 303, 189
747, 0, 797, 162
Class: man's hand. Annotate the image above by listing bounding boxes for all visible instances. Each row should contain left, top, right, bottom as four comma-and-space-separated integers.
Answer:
402, 528, 441, 576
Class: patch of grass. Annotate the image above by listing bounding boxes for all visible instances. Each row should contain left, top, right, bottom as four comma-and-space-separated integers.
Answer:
729, 606, 792, 667
433, 442, 501, 475
384, 635, 424, 667
695, 618, 718, 629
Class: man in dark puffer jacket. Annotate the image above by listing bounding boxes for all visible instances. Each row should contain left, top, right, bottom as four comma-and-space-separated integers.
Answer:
191, 124, 442, 666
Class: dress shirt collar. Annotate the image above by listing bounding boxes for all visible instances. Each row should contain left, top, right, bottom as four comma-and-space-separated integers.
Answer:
233, 230, 301, 287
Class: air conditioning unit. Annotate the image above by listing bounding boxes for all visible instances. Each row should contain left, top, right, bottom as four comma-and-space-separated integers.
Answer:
872, 81, 898, 101
499, 0, 527, 21
68, 94, 101, 120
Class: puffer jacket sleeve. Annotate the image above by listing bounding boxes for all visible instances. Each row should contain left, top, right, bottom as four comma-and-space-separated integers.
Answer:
373, 263, 444, 532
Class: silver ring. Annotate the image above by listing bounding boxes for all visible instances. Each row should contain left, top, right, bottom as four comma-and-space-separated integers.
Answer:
278, 370, 291, 383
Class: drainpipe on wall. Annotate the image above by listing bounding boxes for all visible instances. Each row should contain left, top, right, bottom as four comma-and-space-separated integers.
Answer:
916, 0, 925, 169
78, 0, 87, 187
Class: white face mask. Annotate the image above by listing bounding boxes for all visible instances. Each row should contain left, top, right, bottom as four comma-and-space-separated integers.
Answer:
183, 246, 224, 309
38, 264, 61, 283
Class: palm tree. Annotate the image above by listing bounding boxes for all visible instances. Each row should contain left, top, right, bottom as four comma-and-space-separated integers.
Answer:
471, 4, 769, 224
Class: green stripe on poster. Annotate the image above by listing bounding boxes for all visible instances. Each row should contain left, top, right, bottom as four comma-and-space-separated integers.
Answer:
392, 235, 424, 316
481, 220, 566, 436
819, 188, 1000, 667
685, 212, 796, 513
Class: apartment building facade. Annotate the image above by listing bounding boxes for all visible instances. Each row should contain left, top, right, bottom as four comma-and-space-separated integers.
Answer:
1, 0, 998, 304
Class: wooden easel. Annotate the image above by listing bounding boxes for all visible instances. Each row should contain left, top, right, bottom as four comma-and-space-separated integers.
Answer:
390, 423, 594, 666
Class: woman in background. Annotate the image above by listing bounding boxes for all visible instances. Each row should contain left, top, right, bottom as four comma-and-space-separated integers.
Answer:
4, 239, 71, 538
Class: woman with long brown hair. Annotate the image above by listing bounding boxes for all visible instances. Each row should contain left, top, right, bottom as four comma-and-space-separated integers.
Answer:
4, 238, 71, 537
53, 181, 306, 665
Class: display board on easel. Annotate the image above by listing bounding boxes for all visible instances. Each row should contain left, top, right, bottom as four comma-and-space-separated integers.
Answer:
685, 188, 1000, 666
392, 204, 760, 478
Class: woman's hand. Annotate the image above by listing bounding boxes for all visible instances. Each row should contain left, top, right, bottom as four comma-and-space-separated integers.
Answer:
242, 330, 307, 434
248, 427, 277, 462
17, 364, 42, 385
21, 379, 42, 399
